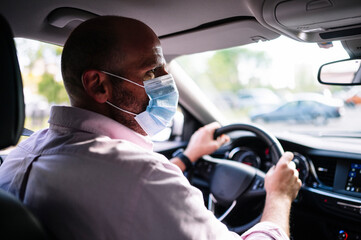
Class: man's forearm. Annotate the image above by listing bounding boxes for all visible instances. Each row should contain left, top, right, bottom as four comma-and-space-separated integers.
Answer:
170, 157, 186, 172
260, 194, 293, 236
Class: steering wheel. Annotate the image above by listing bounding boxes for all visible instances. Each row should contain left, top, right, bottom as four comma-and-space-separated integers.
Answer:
194, 123, 284, 234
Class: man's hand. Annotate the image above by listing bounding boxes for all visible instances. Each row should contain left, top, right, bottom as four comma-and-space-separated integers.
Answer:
170, 122, 229, 172
265, 151, 302, 201
183, 122, 230, 163
261, 151, 302, 236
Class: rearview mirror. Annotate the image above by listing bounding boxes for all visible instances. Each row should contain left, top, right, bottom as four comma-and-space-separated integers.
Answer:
318, 59, 361, 85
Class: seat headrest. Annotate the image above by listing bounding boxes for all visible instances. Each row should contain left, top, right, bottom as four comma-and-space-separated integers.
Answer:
0, 15, 25, 149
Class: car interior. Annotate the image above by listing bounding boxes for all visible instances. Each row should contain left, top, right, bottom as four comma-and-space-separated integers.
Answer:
1, 0, 361, 239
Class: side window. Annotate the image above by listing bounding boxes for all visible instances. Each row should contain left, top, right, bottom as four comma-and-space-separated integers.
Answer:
15, 38, 68, 133
0, 38, 66, 158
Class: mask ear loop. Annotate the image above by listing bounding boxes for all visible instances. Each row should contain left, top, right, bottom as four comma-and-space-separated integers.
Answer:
105, 101, 137, 116
100, 70, 144, 117
101, 70, 145, 88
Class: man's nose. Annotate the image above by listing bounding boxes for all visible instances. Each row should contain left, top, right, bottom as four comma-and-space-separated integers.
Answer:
157, 67, 168, 77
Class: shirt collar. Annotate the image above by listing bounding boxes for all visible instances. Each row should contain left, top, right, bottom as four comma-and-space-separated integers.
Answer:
48, 106, 154, 151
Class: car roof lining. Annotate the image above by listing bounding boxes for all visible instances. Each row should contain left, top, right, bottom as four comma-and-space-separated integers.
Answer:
0, 0, 277, 57
161, 18, 279, 60
2, 0, 361, 59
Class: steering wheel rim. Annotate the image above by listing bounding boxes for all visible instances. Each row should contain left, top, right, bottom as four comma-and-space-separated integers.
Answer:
195, 123, 285, 234
214, 123, 284, 164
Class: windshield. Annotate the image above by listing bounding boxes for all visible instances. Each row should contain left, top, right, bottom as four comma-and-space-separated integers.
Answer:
175, 36, 361, 134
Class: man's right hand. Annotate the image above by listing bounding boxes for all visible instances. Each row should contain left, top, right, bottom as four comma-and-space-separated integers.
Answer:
265, 151, 302, 202
260, 151, 302, 236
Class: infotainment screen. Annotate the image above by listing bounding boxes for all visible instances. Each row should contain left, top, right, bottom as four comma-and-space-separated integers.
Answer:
345, 163, 361, 192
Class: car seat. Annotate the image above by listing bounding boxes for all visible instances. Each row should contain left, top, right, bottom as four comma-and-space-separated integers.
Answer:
0, 14, 48, 240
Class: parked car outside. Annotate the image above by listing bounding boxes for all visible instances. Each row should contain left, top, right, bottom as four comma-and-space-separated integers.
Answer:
251, 94, 344, 125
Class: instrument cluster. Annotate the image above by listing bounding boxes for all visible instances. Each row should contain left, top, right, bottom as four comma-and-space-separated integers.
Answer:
227, 146, 310, 183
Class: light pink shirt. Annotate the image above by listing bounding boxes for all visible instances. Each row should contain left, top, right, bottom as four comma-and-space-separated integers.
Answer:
0, 106, 289, 240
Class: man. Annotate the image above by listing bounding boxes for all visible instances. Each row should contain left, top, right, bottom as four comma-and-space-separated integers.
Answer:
0, 16, 301, 239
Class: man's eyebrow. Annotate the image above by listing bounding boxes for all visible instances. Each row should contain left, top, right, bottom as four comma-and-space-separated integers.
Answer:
139, 47, 165, 69
140, 57, 165, 70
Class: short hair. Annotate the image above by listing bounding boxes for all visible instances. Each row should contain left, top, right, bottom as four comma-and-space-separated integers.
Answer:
61, 16, 125, 98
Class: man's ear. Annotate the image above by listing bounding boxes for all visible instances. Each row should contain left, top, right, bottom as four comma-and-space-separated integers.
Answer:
81, 70, 111, 103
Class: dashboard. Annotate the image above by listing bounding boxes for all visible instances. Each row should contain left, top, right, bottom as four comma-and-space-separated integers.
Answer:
212, 131, 361, 239
223, 135, 361, 199
278, 134, 361, 239
157, 130, 361, 239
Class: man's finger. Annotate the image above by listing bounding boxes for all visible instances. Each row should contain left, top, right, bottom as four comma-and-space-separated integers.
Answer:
206, 122, 221, 131
278, 151, 294, 165
266, 165, 276, 174
294, 167, 300, 178
216, 134, 230, 146
288, 161, 296, 170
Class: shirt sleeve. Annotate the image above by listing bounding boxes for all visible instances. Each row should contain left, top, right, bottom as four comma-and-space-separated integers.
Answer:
240, 221, 290, 240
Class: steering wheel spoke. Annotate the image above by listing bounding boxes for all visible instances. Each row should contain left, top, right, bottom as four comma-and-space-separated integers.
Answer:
244, 174, 266, 198
208, 193, 237, 222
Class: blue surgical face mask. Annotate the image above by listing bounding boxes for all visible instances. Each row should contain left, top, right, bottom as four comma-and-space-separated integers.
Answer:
101, 71, 179, 136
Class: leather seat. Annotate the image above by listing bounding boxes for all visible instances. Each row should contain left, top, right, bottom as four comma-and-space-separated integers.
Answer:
0, 14, 48, 240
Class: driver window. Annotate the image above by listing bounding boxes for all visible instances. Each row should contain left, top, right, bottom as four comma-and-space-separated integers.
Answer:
15, 38, 67, 132
0, 38, 65, 159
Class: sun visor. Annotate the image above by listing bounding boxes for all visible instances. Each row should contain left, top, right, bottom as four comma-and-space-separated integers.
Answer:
160, 19, 279, 59
260, 0, 361, 42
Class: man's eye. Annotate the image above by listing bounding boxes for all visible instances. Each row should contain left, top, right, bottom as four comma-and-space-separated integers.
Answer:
144, 70, 156, 81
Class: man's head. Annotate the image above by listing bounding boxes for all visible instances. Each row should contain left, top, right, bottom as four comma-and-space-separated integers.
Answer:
61, 16, 168, 135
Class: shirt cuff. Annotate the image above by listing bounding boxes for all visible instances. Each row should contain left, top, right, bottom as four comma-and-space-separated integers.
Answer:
240, 221, 289, 240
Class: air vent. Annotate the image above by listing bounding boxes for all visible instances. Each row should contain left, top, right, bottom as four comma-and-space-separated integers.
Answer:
311, 156, 336, 187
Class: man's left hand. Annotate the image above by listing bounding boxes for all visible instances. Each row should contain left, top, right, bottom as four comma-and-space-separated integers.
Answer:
183, 122, 230, 163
